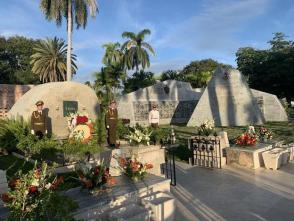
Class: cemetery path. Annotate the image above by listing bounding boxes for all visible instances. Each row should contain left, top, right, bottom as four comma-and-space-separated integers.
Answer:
172, 161, 294, 221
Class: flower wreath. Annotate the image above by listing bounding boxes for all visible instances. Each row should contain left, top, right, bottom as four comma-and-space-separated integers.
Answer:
67, 112, 93, 142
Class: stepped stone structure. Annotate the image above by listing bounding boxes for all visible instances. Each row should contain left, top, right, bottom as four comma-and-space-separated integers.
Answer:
251, 89, 288, 122
118, 68, 287, 126
8, 82, 99, 138
187, 68, 265, 126
118, 80, 202, 125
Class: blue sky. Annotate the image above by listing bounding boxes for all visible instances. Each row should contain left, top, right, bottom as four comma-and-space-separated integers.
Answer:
0, 0, 294, 82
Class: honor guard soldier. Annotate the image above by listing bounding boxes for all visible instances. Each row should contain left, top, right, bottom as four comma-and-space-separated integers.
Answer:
106, 100, 118, 148
149, 104, 160, 128
31, 100, 47, 139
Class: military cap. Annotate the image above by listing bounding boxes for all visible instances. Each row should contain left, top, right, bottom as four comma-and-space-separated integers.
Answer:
35, 100, 44, 106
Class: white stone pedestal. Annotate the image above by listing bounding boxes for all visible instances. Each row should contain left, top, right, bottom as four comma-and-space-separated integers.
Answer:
110, 145, 165, 176
141, 191, 175, 221
262, 148, 285, 170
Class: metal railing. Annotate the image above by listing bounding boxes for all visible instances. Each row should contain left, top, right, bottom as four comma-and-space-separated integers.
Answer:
188, 136, 222, 169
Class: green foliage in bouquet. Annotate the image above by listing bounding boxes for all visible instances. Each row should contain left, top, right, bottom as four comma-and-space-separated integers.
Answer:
1, 162, 77, 221
116, 156, 153, 181
197, 120, 216, 136
75, 161, 115, 191
125, 124, 152, 146
62, 139, 103, 162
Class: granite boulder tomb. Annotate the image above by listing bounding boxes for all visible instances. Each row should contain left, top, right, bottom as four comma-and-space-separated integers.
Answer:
8, 82, 99, 138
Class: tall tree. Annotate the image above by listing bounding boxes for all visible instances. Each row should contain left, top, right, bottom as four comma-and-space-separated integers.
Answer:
268, 32, 293, 52
123, 70, 156, 93
0, 36, 41, 84
40, 0, 98, 81
121, 29, 155, 71
236, 32, 294, 105
93, 68, 113, 105
160, 70, 184, 82
102, 42, 123, 66
180, 59, 231, 88
30, 37, 77, 82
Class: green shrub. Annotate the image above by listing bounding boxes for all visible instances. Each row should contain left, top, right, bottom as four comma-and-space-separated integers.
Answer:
62, 140, 102, 162
173, 144, 191, 163
0, 118, 30, 152
117, 119, 129, 139
94, 111, 107, 145
149, 127, 171, 145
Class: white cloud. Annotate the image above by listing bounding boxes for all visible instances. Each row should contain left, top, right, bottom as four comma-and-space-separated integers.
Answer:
154, 0, 270, 53
147, 59, 188, 74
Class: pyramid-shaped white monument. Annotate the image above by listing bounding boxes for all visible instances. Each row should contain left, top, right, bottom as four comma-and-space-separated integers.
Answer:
187, 68, 265, 126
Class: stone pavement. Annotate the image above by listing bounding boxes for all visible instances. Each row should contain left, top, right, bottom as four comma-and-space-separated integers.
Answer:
172, 161, 294, 221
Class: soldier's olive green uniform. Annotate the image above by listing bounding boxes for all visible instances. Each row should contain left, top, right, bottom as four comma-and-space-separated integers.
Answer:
106, 108, 118, 147
31, 111, 47, 139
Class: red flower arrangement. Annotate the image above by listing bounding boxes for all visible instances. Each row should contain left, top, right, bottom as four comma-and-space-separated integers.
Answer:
76, 115, 89, 125
116, 156, 153, 181
259, 127, 273, 140
235, 132, 258, 146
75, 162, 115, 191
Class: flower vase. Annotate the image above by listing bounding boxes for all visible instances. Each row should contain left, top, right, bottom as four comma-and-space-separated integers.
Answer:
132, 176, 140, 182
261, 137, 267, 143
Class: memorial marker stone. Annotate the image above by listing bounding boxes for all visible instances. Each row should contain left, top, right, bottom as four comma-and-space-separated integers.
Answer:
63, 101, 78, 117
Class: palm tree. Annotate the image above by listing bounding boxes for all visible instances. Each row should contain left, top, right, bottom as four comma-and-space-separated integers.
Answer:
102, 42, 123, 66
93, 68, 113, 105
30, 37, 77, 83
121, 29, 155, 71
40, 0, 98, 81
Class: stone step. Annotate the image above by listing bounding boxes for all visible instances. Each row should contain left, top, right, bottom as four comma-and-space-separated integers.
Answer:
68, 174, 171, 220
109, 203, 151, 221
141, 191, 175, 221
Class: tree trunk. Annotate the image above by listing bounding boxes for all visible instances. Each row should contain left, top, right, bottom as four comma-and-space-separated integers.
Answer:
66, 0, 73, 81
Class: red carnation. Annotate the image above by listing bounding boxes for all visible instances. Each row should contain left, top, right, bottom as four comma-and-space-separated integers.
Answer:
76, 115, 88, 125
1, 193, 12, 203
94, 167, 100, 175
29, 186, 38, 194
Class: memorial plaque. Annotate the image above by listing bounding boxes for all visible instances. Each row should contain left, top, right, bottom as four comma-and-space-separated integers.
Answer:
255, 96, 264, 113
63, 101, 78, 117
133, 100, 198, 121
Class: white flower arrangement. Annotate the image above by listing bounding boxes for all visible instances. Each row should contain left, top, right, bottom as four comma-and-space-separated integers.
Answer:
67, 112, 92, 141
247, 126, 256, 135
126, 126, 152, 146
198, 120, 215, 136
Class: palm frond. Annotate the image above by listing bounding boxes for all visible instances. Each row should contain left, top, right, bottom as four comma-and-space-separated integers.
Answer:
122, 31, 136, 40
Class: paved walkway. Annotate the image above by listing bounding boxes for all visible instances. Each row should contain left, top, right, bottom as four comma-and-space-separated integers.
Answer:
172, 161, 294, 221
